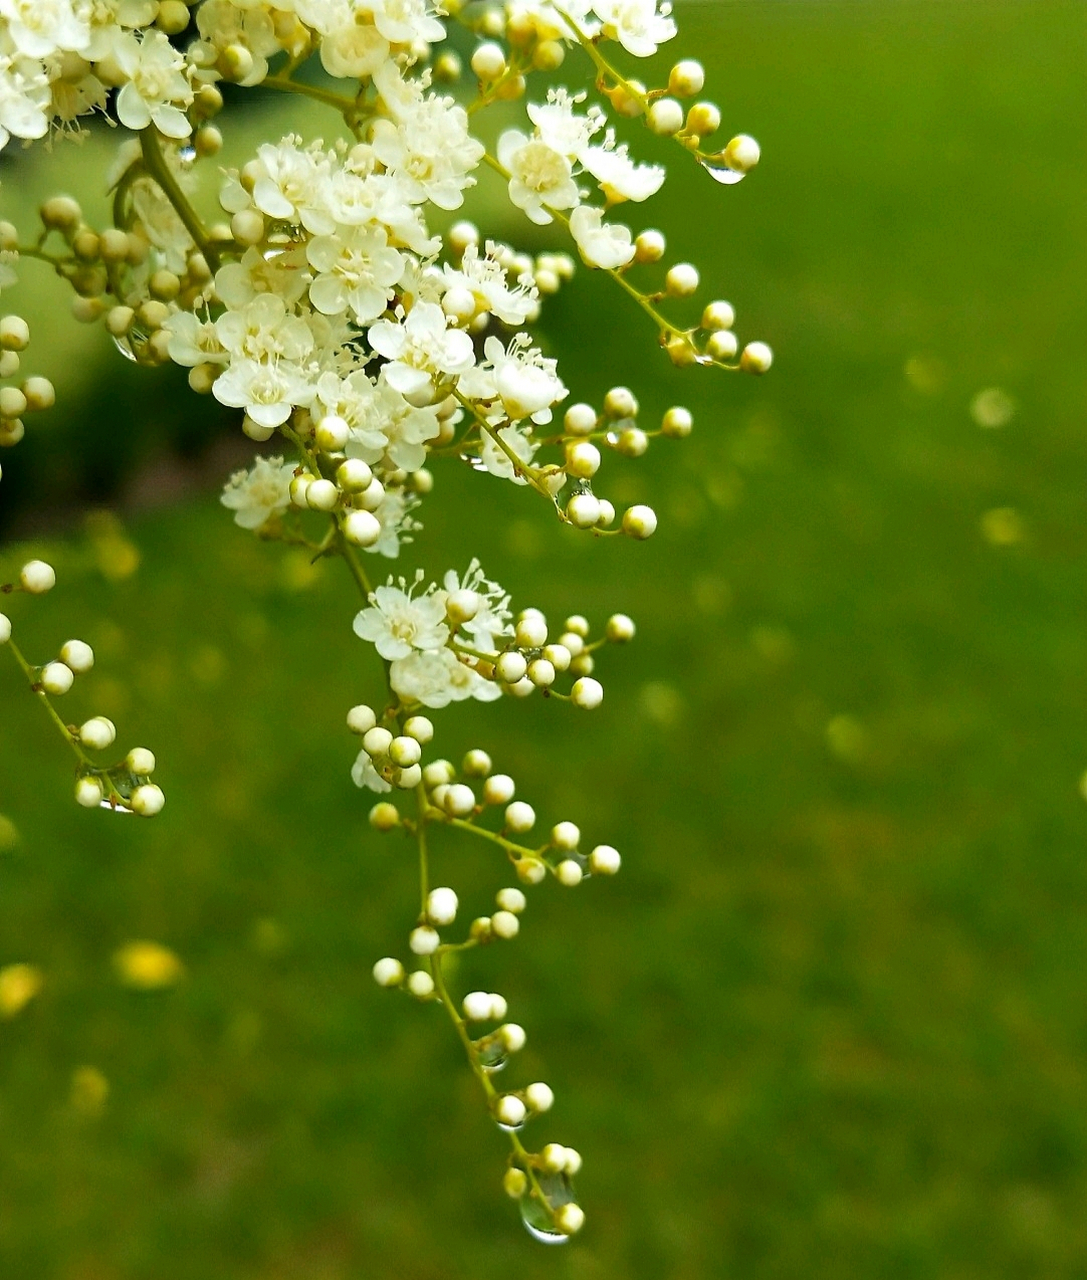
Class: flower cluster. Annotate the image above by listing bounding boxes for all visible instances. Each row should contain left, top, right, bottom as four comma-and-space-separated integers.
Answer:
0, 0, 770, 1242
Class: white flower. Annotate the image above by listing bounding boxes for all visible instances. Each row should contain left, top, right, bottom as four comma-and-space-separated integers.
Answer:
306, 224, 403, 325
311, 2, 389, 79
591, 0, 676, 57
195, 1, 282, 86
212, 356, 312, 427
351, 749, 392, 793
440, 242, 538, 327
370, 0, 446, 45
220, 455, 295, 529
480, 423, 538, 486
483, 334, 566, 423
162, 311, 229, 368
113, 30, 193, 139
0, 46, 51, 151
506, 0, 597, 41
569, 205, 636, 270
215, 293, 314, 363
443, 560, 513, 654
314, 368, 384, 454
214, 245, 311, 311
581, 136, 665, 202
353, 578, 449, 661
365, 488, 422, 559
497, 130, 580, 226
371, 375, 440, 471
526, 89, 604, 161
390, 647, 500, 709
368, 301, 475, 399
230, 136, 336, 235
0, 0, 89, 59
371, 64, 484, 212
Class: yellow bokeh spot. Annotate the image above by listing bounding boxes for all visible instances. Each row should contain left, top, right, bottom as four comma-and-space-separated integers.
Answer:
279, 548, 323, 591
971, 386, 1016, 429
0, 813, 18, 853
826, 714, 869, 764
113, 940, 184, 990
981, 507, 1024, 547
70, 1065, 110, 1117
85, 510, 140, 582
0, 963, 43, 1018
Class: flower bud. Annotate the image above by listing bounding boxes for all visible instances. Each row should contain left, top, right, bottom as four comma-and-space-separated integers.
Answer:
483, 774, 515, 805
426, 886, 458, 926
404, 715, 434, 744
741, 341, 774, 374
571, 677, 604, 710
647, 98, 684, 136
604, 386, 637, 419
306, 478, 338, 511
336, 458, 373, 492
131, 783, 165, 816
369, 802, 400, 831
687, 101, 721, 137
707, 329, 738, 361
556, 859, 583, 886
589, 844, 621, 875
635, 230, 665, 264
40, 661, 73, 695
372, 957, 404, 987
661, 407, 693, 439
666, 263, 699, 298
470, 42, 506, 81
725, 133, 761, 173
125, 747, 156, 775
669, 59, 705, 97
386, 737, 419, 769
565, 440, 600, 478
605, 613, 636, 643
564, 402, 597, 436
75, 776, 103, 808
622, 504, 657, 540
343, 510, 381, 547
566, 493, 601, 529
406, 970, 434, 997
496, 651, 527, 683
59, 639, 94, 672
505, 801, 535, 833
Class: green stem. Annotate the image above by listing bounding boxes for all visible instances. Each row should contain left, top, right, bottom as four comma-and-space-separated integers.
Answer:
5, 635, 85, 765
263, 74, 360, 117
139, 129, 221, 272
446, 815, 538, 862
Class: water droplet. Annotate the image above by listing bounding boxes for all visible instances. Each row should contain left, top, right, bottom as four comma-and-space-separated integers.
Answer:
112, 333, 137, 362
98, 798, 133, 814
519, 1170, 576, 1244
178, 145, 197, 164
474, 1038, 508, 1073
698, 155, 747, 186
495, 1116, 524, 1133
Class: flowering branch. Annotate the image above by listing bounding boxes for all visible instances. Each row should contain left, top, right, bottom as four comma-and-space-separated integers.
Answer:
0, 0, 771, 1244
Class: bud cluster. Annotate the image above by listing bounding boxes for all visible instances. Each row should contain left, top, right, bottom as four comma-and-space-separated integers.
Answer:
1, 560, 164, 816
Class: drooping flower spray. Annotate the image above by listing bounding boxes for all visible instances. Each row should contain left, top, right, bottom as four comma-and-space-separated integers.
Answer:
0, 0, 770, 1240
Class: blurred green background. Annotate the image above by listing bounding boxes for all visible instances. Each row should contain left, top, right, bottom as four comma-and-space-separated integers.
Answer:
4, 1, 1087, 1276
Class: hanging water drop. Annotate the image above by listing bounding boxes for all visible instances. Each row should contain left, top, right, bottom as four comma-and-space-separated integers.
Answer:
697, 154, 747, 186
518, 1169, 577, 1244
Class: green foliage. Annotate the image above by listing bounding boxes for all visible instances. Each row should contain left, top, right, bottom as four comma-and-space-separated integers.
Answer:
3, 2, 1087, 1276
